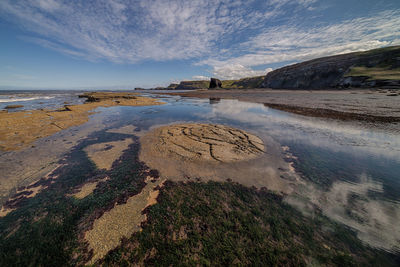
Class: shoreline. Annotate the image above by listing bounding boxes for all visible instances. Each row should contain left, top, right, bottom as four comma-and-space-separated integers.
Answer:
155, 89, 400, 124
0, 92, 164, 151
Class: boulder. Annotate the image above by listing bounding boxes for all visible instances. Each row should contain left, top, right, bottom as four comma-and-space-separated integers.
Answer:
209, 78, 222, 89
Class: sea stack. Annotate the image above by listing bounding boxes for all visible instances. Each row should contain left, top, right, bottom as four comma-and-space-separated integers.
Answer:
209, 78, 222, 89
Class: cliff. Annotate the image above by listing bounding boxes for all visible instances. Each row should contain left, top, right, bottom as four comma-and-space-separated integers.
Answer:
175, 80, 209, 90
222, 76, 264, 89
262, 46, 400, 89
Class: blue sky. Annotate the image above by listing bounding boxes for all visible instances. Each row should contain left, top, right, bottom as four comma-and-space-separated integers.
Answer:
0, 0, 399, 89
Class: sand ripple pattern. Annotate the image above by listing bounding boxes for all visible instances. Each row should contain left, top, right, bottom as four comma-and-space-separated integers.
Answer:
155, 124, 264, 162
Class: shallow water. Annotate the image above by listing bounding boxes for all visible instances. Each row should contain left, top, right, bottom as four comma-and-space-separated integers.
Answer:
1, 91, 400, 253
108, 93, 400, 252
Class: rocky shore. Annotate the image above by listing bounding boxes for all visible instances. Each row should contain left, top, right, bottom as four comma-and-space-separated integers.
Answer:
159, 89, 400, 126
140, 123, 297, 193
0, 92, 164, 151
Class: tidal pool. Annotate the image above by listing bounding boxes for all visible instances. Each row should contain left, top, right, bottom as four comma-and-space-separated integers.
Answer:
1, 92, 399, 255
114, 94, 400, 253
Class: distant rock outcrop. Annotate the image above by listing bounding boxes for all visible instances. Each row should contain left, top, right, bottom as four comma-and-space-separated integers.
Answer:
175, 80, 209, 90
262, 46, 400, 89
209, 78, 222, 89
223, 76, 264, 89
167, 83, 179, 89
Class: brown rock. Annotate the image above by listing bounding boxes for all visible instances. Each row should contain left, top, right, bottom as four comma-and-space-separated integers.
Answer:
144, 123, 264, 163
4, 105, 24, 109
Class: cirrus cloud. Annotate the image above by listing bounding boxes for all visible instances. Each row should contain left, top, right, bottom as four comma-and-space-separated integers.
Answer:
1, 0, 399, 81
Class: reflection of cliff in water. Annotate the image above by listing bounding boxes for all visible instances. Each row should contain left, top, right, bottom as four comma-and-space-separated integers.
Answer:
209, 97, 221, 104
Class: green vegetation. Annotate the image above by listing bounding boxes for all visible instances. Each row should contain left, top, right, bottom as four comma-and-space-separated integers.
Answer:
0, 129, 398, 266
0, 130, 150, 266
361, 45, 400, 56
167, 83, 179, 89
221, 79, 237, 88
176, 80, 209, 89
171, 76, 265, 90
222, 76, 265, 89
345, 46, 400, 81
103, 181, 397, 266
346, 66, 400, 80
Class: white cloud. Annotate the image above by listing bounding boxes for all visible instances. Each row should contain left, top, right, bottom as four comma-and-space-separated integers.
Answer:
212, 64, 272, 79
36, 0, 61, 11
192, 75, 209, 80
287, 174, 400, 251
268, 0, 317, 9
201, 10, 400, 70
1, 0, 399, 82
0, 0, 283, 63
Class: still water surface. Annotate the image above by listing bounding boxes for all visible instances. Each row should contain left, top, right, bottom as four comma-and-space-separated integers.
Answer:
126, 94, 400, 253
2, 92, 400, 253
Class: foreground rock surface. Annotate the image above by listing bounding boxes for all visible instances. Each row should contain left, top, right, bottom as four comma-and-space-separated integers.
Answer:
145, 123, 264, 162
140, 123, 297, 193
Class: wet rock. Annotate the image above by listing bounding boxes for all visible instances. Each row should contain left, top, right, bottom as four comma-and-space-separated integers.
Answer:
5, 105, 24, 109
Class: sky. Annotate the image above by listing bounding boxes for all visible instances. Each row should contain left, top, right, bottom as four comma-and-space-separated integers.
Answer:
0, 0, 399, 89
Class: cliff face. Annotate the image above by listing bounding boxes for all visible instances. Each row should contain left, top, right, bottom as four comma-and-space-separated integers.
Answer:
262, 46, 400, 89
175, 80, 209, 90
223, 76, 264, 89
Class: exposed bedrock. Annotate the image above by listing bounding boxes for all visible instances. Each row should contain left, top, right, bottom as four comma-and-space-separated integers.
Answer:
140, 123, 298, 193
175, 80, 209, 89
262, 46, 400, 89
209, 78, 222, 89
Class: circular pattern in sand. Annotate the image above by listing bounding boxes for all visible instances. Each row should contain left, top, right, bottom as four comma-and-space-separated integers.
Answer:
149, 124, 264, 162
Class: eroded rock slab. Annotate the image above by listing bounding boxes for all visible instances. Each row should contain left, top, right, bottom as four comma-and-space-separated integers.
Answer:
145, 123, 264, 163
140, 124, 298, 193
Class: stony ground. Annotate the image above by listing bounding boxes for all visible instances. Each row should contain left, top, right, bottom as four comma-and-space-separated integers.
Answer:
160, 89, 400, 124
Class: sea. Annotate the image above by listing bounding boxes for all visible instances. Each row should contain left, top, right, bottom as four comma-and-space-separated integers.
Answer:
0, 90, 86, 111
